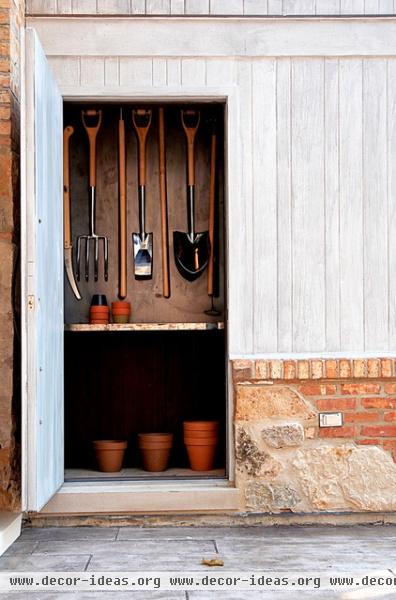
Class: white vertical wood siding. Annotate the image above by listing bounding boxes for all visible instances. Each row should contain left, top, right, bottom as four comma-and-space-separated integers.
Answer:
46, 54, 395, 356
26, 0, 396, 14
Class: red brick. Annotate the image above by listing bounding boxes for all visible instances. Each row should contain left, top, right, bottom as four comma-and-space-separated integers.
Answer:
384, 412, 396, 422
0, 106, 10, 120
381, 359, 394, 378
299, 384, 337, 396
384, 383, 396, 394
255, 360, 268, 379
353, 359, 367, 378
325, 360, 338, 379
361, 397, 396, 409
344, 412, 380, 423
316, 398, 356, 410
367, 359, 381, 378
297, 360, 310, 379
339, 359, 352, 378
311, 360, 323, 379
383, 440, 396, 451
283, 361, 296, 380
233, 360, 254, 382
341, 383, 381, 395
319, 426, 355, 438
361, 425, 396, 437
269, 360, 283, 379
356, 438, 381, 445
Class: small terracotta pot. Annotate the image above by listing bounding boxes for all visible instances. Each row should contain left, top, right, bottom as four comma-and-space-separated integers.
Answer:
93, 440, 127, 472
112, 301, 131, 310
184, 437, 218, 471
183, 421, 219, 432
138, 433, 173, 472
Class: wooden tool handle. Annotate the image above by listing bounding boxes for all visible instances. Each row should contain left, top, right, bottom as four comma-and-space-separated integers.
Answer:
63, 125, 74, 249
181, 110, 200, 186
81, 109, 102, 187
158, 107, 170, 299
119, 112, 127, 299
207, 129, 217, 296
132, 109, 152, 186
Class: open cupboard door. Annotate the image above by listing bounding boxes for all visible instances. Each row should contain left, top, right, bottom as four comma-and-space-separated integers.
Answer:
22, 29, 64, 511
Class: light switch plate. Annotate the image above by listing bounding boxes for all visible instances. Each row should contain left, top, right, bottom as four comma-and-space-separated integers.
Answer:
319, 412, 343, 427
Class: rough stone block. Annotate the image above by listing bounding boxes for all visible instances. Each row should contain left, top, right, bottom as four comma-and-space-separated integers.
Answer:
261, 423, 304, 448
246, 481, 301, 511
235, 386, 316, 421
235, 427, 281, 478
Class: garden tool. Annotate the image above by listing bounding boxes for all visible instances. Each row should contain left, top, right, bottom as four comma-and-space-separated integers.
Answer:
77, 109, 109, 282
205, 115, 221, 317
174, 109, 210, 281
132, 108, 153, 279
118, 108, 127, 299
63, 125, 81, 300
158, 107, 170, 298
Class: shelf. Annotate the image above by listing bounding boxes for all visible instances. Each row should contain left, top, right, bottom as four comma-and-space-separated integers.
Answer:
65, 467, 226, 482
65, 322, 225, 332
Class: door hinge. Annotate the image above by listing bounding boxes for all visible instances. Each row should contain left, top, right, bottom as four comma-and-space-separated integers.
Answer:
27, 295, 35, 311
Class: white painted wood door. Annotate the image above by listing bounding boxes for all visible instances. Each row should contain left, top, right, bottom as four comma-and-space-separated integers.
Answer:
22, 29, 64, 511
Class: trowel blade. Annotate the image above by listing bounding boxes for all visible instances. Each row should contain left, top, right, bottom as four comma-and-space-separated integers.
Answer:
133, 232, 153, 279
173, 231, 210, 282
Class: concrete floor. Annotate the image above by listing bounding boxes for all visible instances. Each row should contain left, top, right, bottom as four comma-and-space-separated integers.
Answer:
1, 524, 396, 598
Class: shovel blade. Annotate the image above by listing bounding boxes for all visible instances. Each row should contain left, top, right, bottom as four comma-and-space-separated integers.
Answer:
173, 231, 210, 281
133, 232, 153, 279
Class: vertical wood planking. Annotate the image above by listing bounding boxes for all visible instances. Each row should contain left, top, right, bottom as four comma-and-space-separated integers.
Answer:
378, 0, 394, 12
283, 0, 315, 13
80, 57, 105, 87
388, 60, 396, 348
364, 0, 379, 12
97, 0, 130, 12
166, 59, 182, 86
153, 59, 167, 86
243, 0, 268, 14
363, 59, 388, 350
339, 59, 364, 350
252, 60, 277, 352
130, 0, 146, 13
340, 0, 364, 12
119, 58, 153, 86
185, 0, 209, 13
206, 59, 236, 86
291, 59, 325, 352
181, 59, 206, 86
276, 59, 293, 352
268, 0, 283, 13
146, 0, 171, 12
56, 0, 72, 14
104, 57, 119, 86
316, 0, 341, 13
228, 61, 254, 355
210, 0, 244, 13
170, 0, 185, 13
324, 58, 341, 350
27, 0, 57, 12
49, 57, 79, 86
72, 0, 97, 13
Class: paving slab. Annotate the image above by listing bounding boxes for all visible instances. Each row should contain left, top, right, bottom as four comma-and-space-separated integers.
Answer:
20, 527, 118, 542
33, 539, 216, 556
0, 594, 185, 599
2, 542, 38, 556
0, 554, 91, 572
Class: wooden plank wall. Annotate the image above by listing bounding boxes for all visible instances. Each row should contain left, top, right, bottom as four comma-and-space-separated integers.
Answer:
26, 0, 396, 15
47, 54, 396, 356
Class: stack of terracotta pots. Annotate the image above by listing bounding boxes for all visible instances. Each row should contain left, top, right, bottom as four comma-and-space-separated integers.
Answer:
138, 433, 173, 472
111, 301, 131, 323
183, 421, 219, 471
90, 294, 109, 324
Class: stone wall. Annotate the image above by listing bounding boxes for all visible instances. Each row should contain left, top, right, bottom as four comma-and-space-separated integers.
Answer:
0, 0, 23, 511
233, 358, 396, 514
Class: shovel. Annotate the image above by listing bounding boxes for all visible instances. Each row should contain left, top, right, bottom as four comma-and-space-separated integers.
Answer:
174, 109, 210, 281
132, 109, 153, 279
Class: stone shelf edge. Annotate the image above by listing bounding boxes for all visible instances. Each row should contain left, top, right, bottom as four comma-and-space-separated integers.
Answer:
65, 322, 225, 332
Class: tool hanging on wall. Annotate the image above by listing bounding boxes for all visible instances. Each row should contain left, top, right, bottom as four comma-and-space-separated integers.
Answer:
118, 108, 127, 299
77, 109, 109, 282
174, 109, 210, 281
132, 109, 153, 279
205, 115, 221, 317
63, 125, 82, 300
158, 107, 170, 298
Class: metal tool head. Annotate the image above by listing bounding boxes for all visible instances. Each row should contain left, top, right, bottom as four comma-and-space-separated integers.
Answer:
173, 230, 210, 281
76, 235, 109, 282
64, 247, 82, 300
133, 232, 153, 279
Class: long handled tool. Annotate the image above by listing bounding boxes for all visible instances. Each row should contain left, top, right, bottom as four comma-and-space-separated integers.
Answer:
63, 125, 81, 300
118, 109, 127, 299
77, 109, 109, 282
174, 109, 210, 281
205, 116, 221, 317
132, 109, 153, 279
158, 107, 170, 298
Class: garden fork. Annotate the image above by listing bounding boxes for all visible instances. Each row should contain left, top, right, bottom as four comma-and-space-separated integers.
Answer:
77, 109, 109, 282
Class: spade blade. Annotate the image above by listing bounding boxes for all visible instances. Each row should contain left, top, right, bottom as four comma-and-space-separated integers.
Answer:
133, 232, 153, 279
173, 231, 210, 282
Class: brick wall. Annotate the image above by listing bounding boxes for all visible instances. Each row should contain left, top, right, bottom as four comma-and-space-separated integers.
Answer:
233, 359, 396, 513
0, 0, 23, 511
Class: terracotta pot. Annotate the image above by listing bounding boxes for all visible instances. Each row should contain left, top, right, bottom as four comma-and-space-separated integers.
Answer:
92, 440, 127, 472
184, 435, 218, 444
183, 421, 219, 432
184, 430, 219, 439
184, 437, 218, 471
113, 315, 129, 324
138, 433, 173, 472
90, 306, 110, 314
112, 301, 131, 310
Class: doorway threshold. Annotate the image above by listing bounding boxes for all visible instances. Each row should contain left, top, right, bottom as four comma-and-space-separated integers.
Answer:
39, 479, 241, 515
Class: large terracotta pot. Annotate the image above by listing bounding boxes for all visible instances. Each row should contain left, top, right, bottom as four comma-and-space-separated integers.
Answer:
183, 421, 219, 471
138, 433, 173, 472
92, 440, 127, 472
